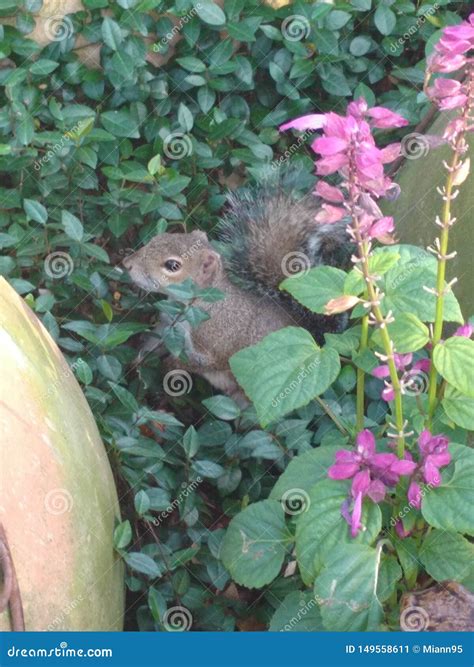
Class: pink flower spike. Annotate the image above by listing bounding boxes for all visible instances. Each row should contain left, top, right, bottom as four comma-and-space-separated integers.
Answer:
382, 385, 395, 402
390, 458, 417, 476
367, 479, 386, 503
380, 143, 401, 164
367, 106, 409, 129
369, 216, 394, 240
372, 364, 390, 379
454, 323, 473, 338
431, 78, 462, 97
395, 519, 411, 539
279, 114, 326, 132
315, 153, 349, 176
428, 53, 467, 74
314, 180, 345, 203
413, 358, 431, 373
356, 429, 376, 457
408, 481, 422, 509
328, 462, 360, 480
347, 98, 368, 117
439, 94, 468, 111
351, 492, 363, 538
312, 136, 348, 156
423, 457, 443, 486
315, 204, 346, 224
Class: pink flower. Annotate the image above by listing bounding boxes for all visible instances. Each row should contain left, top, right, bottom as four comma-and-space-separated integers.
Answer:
329, 430, 416, 537
454, 322, 473, 338
368, 216, 394, 240
407, 480, 422, 509
312, 136, 348, 156
367, 106, 409, 129
314, 204, 346, 224
279, 114, 325, 132
395, 519, 411, 539
418, 430, 451, 486
373, 354, 431, 401
314, 180, 345, 203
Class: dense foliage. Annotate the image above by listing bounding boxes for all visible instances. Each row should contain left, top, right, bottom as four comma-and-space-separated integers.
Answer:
0, 0, 470, 632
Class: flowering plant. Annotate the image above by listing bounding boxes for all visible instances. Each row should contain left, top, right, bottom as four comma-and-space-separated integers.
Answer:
222, 15, 474, 632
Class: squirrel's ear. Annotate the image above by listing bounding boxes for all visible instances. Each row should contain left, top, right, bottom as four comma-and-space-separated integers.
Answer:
198, 250, 220, 285
191, 230, 208, 242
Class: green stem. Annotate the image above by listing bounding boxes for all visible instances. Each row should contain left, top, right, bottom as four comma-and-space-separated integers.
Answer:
356, 314, 369, 432
314, 396, 348, 436
426, 151, 460, 427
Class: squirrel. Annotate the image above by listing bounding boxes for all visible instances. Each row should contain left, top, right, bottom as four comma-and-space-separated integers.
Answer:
123, 169, 351, 402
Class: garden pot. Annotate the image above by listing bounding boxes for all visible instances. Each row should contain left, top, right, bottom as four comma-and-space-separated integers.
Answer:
0, 277, 124, 631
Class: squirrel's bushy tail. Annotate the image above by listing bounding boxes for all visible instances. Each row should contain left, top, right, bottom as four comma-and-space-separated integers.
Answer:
217, 166, 352, 341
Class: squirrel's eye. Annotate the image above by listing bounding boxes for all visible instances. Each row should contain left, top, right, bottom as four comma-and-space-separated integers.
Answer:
164, 259, 182, 272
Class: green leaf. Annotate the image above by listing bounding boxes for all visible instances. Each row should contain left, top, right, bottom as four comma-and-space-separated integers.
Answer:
194, 0, 226, 25
108, 382, 139, 413
382, 245, 463, 324
281, 267, 347, 314
177, 56, 206, 72
201, 395, 241, 420
295, 479, 382, 585
314, 544, 383, 631
350, 36, 372, 56
442, 386, 474, 430
419, 530, 474, 583
101, 110, 140, 138
192, 460, 225, 479
23, 198, 47, 224
270, 445, 343, 501
178, 103, 194, 132
374, 5, 396, 35
29, 59, 59, 76
376, 554, 402, 602
221, 500, 289, 588
269, 591, 324, 631
229, 327, 340, 427
372, 312, 429, 353
61, 210, 83, 241
182, 426, 200, 458
102, 17, 123, 50
422, 444, 474, 535
124, 552, 162, 578
114, 520, 132, 549
134, 490, 151, 515
434, 337, 474, 397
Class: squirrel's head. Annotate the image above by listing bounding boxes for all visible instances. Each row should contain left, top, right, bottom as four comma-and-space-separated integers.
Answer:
123, 230, 222, 293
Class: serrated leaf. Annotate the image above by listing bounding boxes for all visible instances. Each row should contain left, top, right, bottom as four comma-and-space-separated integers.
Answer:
372, 312, 429, 353
295, 479, 382, 585
270, 445, 343, 501
434, 337, 474, 397
229, 327, 340, 427
282, 266, 347, 313
314, 544, 383, 631
221, 500, 289, 588
421, 444, 474, 535
419, 530, 474, 583
442, 386, 474, 430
